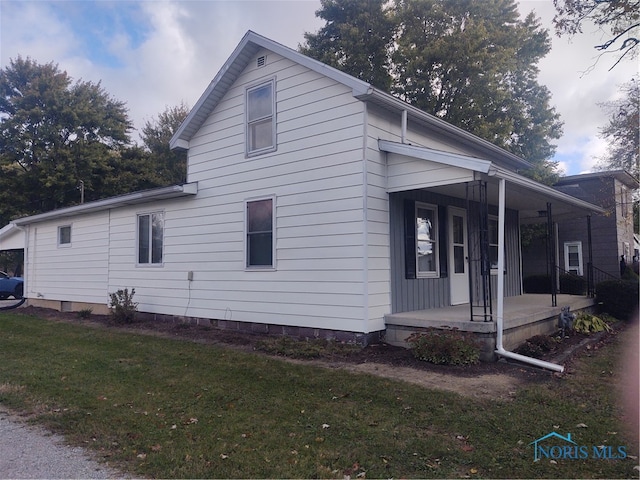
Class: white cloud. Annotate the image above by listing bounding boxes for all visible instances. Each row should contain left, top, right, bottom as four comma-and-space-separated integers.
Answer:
519, 0, 637, 175
2, 0, 634, 168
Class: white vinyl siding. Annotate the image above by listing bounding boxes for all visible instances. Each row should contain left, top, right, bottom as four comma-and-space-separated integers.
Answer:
25, 213, 109, 304
125, 50, 371, 331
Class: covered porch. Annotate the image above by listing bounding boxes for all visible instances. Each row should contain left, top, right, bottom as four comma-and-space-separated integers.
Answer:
384, 294, 595, 361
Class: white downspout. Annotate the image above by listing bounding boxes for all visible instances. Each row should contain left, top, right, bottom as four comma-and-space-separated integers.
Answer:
494, 177, 564, 373
401, 110, 407, 144
13, 224, 29, 298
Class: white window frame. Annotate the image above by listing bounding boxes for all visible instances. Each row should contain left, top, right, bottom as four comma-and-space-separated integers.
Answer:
245, 196, 276, 270
137, 211, 164, 266
564, 241, 583, 276
245, 78, 276, 156
415, 202, 439, 278
58, 225, 72, 247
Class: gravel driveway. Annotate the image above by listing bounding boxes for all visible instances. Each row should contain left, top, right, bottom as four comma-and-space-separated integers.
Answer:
0, 408, 128, 479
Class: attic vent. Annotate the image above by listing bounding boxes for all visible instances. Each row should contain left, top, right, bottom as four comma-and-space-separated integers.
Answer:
257, 55, 266, 67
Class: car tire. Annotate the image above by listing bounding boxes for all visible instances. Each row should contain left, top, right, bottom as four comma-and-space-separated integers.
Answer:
13, 284, 23, 299
0, 293, 8, 300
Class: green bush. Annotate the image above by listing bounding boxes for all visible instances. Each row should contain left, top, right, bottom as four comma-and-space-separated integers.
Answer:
573, 313, 612, 334
77, 308, 93, 319
596, 279, 639, 321
406, 328, 480, 366
108, 288, 138, 324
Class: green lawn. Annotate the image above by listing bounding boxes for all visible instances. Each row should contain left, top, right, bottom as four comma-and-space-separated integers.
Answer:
0, 312, 637, 478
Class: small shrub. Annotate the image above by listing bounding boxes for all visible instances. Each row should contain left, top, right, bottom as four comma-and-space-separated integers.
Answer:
573, 312, 612, 334
596, 279, 638, 321
406, 328, 480, 366
109, 288, 138, 324
77, 308, 93, 319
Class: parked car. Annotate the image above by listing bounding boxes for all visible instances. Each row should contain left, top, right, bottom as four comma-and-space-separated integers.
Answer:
0, 271, 23, 299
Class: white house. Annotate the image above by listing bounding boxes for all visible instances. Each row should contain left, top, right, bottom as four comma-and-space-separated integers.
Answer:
3, 31, 604, 352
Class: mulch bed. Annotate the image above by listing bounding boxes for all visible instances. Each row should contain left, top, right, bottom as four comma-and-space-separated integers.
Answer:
8, 305, 628, 379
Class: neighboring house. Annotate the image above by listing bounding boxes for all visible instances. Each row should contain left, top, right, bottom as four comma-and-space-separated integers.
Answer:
2, 31, 603, 345
522, 170, 638, 283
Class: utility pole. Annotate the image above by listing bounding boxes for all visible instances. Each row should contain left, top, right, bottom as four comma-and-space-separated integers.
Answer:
78, 180, 85, 204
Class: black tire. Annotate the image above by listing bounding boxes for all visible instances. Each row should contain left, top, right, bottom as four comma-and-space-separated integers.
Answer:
0, 293, 9, 300
13, 284, 23, 299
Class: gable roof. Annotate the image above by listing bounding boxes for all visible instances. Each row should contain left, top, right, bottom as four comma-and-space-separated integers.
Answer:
170, 30, 530, 171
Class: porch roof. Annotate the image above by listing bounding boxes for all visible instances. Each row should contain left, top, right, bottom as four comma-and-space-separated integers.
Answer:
379, 140, 605, 223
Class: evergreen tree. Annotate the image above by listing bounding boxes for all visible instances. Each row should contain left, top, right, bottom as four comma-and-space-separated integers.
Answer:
300, 0, 396, 91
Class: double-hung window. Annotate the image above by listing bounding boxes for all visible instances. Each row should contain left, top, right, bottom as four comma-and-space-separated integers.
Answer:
416, 203, 438, 277
58, 225, 71, 247
138, 212, 164, 265
246, 80, 275, 155
246, 198, 274, 268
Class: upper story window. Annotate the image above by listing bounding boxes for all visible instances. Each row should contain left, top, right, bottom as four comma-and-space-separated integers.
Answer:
246, 197, 274, 269
138, 212, 164, 265
58, 225, 71, 247
246, 80, 275, 156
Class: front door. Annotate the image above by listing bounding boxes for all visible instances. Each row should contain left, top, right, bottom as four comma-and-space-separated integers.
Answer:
449, 207, 469, 305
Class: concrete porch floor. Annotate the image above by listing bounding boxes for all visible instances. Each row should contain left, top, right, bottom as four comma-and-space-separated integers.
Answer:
384, 294, 596, 360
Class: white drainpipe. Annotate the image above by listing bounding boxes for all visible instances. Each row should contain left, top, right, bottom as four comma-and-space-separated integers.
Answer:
494, 177, 565, 373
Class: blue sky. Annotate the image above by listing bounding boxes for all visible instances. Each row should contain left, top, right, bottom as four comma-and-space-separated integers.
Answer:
1, 0, 636, 176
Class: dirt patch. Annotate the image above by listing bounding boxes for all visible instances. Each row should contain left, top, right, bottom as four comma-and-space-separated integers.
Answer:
10, 306, 624, 401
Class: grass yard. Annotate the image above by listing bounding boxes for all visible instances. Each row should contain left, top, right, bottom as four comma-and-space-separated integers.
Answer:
0, 312, 637, 478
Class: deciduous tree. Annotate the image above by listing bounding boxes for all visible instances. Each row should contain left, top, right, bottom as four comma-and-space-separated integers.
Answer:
140, 103, 189, 185
0, 57, 133, 225
553, 0, 639, 71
